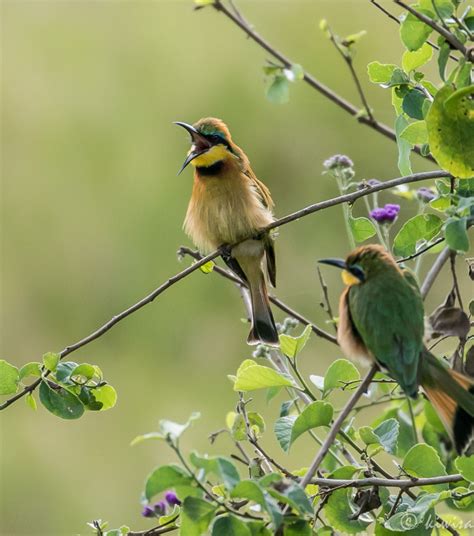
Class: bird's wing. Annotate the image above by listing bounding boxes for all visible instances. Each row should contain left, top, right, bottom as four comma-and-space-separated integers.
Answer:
265, 237, 276, 287
243, 167, 274, 210
348, 274, 425, 395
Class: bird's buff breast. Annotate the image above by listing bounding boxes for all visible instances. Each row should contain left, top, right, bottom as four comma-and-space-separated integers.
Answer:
184, 173, 273, 252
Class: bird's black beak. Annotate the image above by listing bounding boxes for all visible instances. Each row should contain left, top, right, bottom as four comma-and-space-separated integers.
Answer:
318, 258, 347, 270
174, 121, 212, 174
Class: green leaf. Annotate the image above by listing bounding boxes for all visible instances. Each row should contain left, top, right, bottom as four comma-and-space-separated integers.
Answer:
39, 380, 84, 420
199, 260, 215, 274
289, 64, 304, 81
25, 392, 37, 410
234, 360, 295, 391
274, 401, 333, 451
325, 488, 372, 533
157, 412, 201, 441
19, 361, 41, 381
279, 324, 311, 359
444, 218, 469, 252
349, 216, 377, 243
190, 453, 240, 491
231, 480, 282, 528
212, 515, 251, 536
402, 43, 432, 72
194, 0, 214, 5
400, 120, 428, 145
395, 115, 413, 176
42, 352, 60, 372
0, 360, 20, 395
393, 214, 443, 256
373, 418, 399, 454
180, 496, 216, 536
266, 75, 289, 104
231, 412, 265, 441
400, 7, 434, 51
402, 90, 427, 120
438, 41, 450, 81
265, 480, 313, 515
426, 84, 474, 178
91, 385, 117, 411
324, 359, 360, 392
388, 68, 411, 88
455, 456, 474, 482
71, 363, 96, 382
284, 520, 312, 536
55, 361, 78, 384
403, 444, 448, 492
367, 62, 398, 84
130, 432, 165, 446
145, 464, 194, 501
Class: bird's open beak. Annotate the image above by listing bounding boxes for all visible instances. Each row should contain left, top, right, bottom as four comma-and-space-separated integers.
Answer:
174, 121, 212, 174
318, 258, 347, 270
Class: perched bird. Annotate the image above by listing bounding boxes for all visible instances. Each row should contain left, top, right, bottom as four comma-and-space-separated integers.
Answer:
175, 117, 279, 346
319, 244, 474, 454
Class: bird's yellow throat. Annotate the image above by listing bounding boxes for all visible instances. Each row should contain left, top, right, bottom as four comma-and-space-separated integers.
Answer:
191, 144, 229, 168
342, 270, 362, 286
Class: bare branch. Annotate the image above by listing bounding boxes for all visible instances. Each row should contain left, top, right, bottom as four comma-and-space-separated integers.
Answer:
311, 473, 463, 489
420, 247, 451, 299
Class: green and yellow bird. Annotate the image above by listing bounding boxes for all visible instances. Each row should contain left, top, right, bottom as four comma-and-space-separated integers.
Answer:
320, 244, 474, 454
175, 117, 279, 346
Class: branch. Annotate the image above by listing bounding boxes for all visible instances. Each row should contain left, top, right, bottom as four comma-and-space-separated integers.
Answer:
312, 473, 463, 489
1, 170, 449, 410
397, 236, 445, 263
299, 365, 378, 489
394, 0, 468, 57
211, 0, 434, 162
420, 246, 451, 299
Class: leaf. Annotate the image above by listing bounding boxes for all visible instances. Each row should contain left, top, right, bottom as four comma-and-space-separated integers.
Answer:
190, 453, 240, 491
71, 363, 97, 381
199, 260, 215, 274
55, 361, 78, 384
180, 496, 216, 536
384, 493, 441, 531
444, 218, 469, 252
0, 360, 19, 395
279, 324, 312, 359
274, 401, 333, 451
403, 444, 448, 492
400, 120, 428, 144
400, 7, 434, 51
91, 385, 117, 411
39, 380, 84, 420
42, 352, 60, 372
284, 520, 312, 536
402, 43, 432, 72
264, 479, 313, 515
158, 412, 201, 441
266, 75, 289, 104
194, 0, 214, 5
211, 515, 252, 536
234, 360, 295, 391
393, 214, 443, 256
373, 418, 399, 454
426, 84, 474, 178
455, 456, 474, 483
367, 62, 398, 84
19, 362, 41, 381
145, 464, 194, 501
402, 89, 427, 120
395, 115, 413, 176
130, 432, 165, 446
231, 412, 265, 441
25, 392, 37, 410
438, 41, 450, 81
349, 216, 377, 243
324, 359, 360, 392
231, 480, 282, 528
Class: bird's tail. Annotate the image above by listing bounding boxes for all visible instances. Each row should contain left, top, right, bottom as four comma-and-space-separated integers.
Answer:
247, 271, 279, 347
420, 349, 474, 454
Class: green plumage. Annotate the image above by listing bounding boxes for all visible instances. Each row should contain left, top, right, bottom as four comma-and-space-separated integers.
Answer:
348, 259, 424, 396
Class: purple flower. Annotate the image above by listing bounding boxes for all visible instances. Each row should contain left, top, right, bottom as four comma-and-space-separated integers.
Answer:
141, 505, 155, 518
165, 491, 181, 506
323, 154, 354, 170
154, 500, 167, 515
416, 187, 436, 203
370, 204, 400, 225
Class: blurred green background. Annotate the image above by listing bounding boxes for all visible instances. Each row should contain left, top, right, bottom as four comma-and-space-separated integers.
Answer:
2, 1, 471, 534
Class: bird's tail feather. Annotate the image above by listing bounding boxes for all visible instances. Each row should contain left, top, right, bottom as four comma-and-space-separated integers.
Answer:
420, 349, 474, 454
247, 273, 279, 347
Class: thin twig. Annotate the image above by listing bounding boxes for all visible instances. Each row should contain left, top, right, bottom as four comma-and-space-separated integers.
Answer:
300, 365, 378, 489
212, 0, 434, 161
394, 0, 468, 57
397, 237, 445, 263
316, 267, 336, 333
311, 473, 463, 489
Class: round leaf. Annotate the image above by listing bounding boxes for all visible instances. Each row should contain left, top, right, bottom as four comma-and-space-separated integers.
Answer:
39, 381, 84, 420
0, 360, 19, 395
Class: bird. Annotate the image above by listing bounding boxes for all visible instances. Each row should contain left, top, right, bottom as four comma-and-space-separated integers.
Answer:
319, 244, 474, 454
175, 117, 279, 346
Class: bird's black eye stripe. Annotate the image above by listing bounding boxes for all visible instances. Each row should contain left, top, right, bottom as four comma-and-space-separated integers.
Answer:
349, 265, 365, 282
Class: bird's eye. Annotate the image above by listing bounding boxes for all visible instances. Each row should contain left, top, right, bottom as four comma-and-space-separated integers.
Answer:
349, 265, 365, 282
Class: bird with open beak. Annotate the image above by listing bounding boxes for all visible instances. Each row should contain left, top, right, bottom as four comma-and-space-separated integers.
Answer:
319, 244, 474, 454
175, 117, 279, 346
